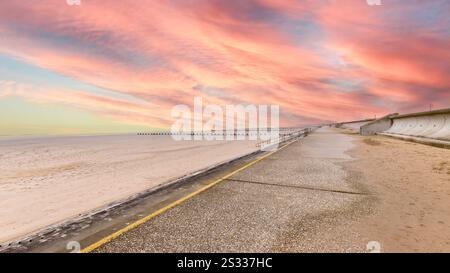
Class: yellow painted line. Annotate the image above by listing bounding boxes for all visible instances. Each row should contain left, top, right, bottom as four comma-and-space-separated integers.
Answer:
81, 139, 298, 253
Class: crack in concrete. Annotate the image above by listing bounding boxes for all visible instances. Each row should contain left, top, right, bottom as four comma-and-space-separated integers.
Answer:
226, 178, 370, 196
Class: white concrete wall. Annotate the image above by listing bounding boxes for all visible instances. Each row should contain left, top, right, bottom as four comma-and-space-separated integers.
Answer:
383, 112, 450, 141
360, 115, 395, 136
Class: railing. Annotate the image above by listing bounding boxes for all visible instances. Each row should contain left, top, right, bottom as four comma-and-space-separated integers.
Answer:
137, 127, 315, 150
256, 127, 314, 149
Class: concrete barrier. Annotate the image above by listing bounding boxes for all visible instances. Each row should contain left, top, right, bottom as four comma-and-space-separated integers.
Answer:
339, 108, 450, 148
382, 108, 450, 141
336, 119, 375, 131
360, 114, 398, 136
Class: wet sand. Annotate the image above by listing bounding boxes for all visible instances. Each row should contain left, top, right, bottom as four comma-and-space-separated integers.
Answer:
0, 135, 258, 243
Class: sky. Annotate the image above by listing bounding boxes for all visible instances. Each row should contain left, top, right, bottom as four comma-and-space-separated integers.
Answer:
0, 0, 449, 135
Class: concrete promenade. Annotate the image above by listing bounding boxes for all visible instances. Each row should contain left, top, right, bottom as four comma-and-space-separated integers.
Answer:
93, 128, 374, 252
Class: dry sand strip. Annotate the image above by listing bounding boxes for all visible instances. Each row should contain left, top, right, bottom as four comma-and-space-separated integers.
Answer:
90, 127, 450, 253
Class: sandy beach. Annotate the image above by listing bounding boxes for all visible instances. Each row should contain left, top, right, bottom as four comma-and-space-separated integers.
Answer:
345, 133, 450, 252
0, 135, 258, 243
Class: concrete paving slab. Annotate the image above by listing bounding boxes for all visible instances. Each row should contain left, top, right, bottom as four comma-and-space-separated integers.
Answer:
95, 180, 363, 253
231, 127, 359, 193
297, 128, 355, 160
230, 156, 355, 193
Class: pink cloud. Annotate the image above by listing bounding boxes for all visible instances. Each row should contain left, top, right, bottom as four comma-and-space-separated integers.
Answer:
0, 0, 449, 128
